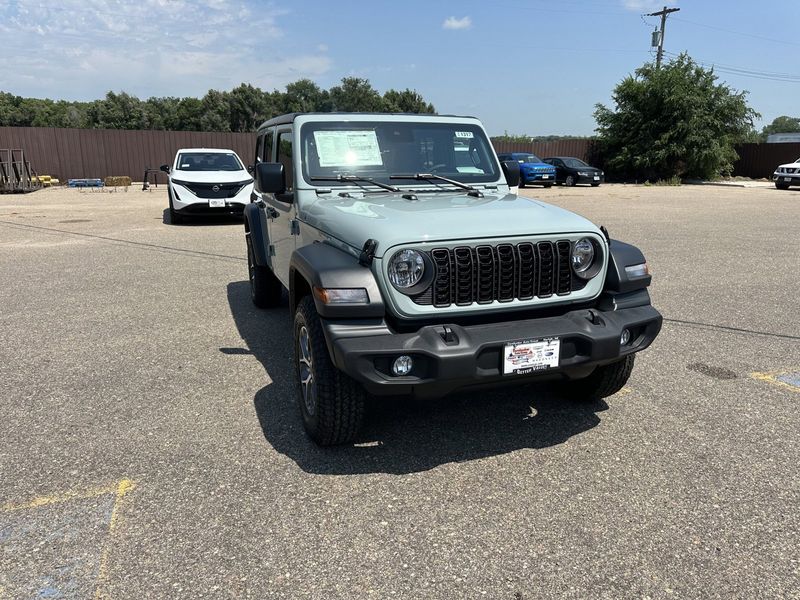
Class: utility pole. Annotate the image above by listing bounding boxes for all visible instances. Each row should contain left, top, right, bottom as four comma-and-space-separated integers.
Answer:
647, 5, 680, 68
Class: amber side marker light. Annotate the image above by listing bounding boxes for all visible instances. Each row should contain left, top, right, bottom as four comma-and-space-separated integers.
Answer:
313, 287, 369, 304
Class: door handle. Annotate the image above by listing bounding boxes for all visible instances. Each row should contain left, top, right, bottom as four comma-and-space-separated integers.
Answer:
266, 206, 279, 219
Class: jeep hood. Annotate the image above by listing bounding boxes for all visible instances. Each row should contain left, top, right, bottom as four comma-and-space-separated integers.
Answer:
302, 191, 601, 257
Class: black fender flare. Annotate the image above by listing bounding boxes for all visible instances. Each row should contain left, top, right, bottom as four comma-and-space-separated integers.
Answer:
243, 203, 270, 267
290, 243, 385, 319
604, 239, 652, 293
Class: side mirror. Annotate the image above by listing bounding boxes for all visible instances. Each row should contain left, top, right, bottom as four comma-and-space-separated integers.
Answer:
160, 164, 170, 174
254, 162, 286, 195
501, 160, 520, 188
247, 164, 255, 174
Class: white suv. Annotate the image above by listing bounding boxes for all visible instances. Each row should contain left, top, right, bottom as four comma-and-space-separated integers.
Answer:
773, 157, 800, 190
161, 148, 253, 224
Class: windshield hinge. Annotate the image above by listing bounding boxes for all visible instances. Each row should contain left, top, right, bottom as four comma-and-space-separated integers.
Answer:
359, 239, 378, 266
290, 219, 300, 235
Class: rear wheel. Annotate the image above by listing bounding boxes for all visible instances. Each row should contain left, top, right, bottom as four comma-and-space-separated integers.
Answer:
564, 355, 635, 402
246, 235, 282, 308
294, 296, 365, 445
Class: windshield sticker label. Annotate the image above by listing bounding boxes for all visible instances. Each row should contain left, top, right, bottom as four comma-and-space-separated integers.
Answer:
314, 130, 383, 167
455, 131, 474, 138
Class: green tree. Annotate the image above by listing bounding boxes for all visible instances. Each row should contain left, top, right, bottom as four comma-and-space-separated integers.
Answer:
329, 77, 384, 112
282, 79, 331, 113
199, 89, 231, 132
92, 92, 146, 129
594, 53, 759, 180
761, 115, 800, 140
382, 89, 435, 113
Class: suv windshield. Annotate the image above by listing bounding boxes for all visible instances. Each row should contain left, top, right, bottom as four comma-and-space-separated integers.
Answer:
176, 152, 243, 171
517, 154, 542, 164
300, 121, 500, 187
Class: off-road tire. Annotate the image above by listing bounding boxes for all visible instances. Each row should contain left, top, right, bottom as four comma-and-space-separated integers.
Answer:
294, 296, 365, 445
566, 355, 635, 402
247, 236, 282, 308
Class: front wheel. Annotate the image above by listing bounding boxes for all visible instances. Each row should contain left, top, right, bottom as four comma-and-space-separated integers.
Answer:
518, 178, 526, 188
294, 296, 365, 445
566, 175, 577, 187
591, 182, 600, 187
775, 182, 790, 190
543, 183, 553, 188
564, 355, 635, 402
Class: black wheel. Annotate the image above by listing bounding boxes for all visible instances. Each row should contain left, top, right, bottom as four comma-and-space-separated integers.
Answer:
544, 183, 553, 188
566, 175, 577, 187
775, 182, 790, 190
591, 182, 600, 187
518, 178, 526, 188
564, 355, 635, 402
294, 296, 365, 445
246, 235, 282, 308
168, 187, 184, 224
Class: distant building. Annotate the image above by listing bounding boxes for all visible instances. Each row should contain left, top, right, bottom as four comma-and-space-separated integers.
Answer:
766, 133, 800, 143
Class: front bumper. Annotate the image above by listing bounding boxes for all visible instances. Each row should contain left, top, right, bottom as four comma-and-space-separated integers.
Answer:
578, 174, 604, 184
322, 301, 662, 398
521, 172, 556, 184
773, 173, 799, 185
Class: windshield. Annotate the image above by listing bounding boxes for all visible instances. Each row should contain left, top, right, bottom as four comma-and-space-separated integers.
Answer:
564, 158, 589, 168
176, 152, 243, 171
300, 121, 500, 186
517, 154, 542, 164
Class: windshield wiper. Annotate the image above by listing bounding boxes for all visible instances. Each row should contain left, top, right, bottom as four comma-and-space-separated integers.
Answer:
311, 175, 400, 193
389, 173, 483, 197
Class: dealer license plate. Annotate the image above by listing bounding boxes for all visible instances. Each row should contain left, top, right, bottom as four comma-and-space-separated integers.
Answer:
784, 177, 792, 182
209, 198, 225, 208
503, 337, 560, 375
542, 174, 550, 179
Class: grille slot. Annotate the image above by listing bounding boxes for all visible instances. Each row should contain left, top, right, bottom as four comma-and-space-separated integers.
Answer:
419, 240, 578, 308
183, 182, 246, 198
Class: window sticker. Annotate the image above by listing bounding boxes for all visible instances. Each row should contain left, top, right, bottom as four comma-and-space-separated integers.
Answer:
314, 130, 383, 167
454, 131, 474, 138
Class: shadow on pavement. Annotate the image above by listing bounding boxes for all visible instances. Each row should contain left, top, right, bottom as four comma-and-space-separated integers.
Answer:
227, 280, 608, 475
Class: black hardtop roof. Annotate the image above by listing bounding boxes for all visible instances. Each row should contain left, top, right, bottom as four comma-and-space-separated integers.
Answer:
256, 112, 477, 132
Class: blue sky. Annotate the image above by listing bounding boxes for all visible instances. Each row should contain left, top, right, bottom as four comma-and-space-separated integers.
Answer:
1, 0, 798, 135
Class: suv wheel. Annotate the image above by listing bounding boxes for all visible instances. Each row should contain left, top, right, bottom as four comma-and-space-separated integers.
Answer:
168, 188, 184, 224
564, 355, 635, 401
294, 296, 365, 445
775, 182, 790, 190
246, 236, 282, 308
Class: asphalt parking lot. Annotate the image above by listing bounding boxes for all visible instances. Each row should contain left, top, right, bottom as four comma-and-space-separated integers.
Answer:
1, 182, 798, 599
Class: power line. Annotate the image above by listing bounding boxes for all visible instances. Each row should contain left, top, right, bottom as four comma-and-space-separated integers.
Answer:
663, 51, 800, 83
671, 16, 800, 48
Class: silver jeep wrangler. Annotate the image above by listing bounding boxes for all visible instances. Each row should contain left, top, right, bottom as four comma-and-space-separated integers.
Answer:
244, 113, 662, 445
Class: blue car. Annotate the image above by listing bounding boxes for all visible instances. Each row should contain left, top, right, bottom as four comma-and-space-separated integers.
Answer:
497, 152, 556, 188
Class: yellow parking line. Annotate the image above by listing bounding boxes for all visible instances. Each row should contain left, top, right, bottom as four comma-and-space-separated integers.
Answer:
1, 481, 122, 513
94, 479, 136, 599
750, 370, 800, 393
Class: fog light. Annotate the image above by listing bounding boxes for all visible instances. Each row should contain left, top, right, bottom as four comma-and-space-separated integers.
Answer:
620, 328, 631, 345
392, 355, 413, 376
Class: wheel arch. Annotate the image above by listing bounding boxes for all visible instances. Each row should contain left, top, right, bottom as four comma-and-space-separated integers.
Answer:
243, 203, 270, 267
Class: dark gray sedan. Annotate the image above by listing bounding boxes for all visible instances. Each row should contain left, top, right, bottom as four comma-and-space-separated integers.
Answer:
543, 156, 604, 187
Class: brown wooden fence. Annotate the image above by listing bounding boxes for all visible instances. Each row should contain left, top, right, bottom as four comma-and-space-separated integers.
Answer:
0, 127, 256, 181
2, 127, 798, 181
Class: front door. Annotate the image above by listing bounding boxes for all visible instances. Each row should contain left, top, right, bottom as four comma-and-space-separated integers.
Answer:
265, 127, 296, 287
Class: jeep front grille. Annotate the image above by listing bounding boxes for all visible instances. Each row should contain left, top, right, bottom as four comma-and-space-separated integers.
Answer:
416, 241, 577, 307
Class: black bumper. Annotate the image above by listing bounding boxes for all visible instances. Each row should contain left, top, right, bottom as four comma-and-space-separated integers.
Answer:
321, 302, 662, 398
176, 202, 245, 217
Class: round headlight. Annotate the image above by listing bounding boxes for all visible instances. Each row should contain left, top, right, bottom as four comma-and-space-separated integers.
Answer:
571, 238, 595, 274
388, 249, 425, 289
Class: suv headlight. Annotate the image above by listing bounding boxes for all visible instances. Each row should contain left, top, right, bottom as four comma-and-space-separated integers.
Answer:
388, 249, 425, 289
571, 238, 595, 277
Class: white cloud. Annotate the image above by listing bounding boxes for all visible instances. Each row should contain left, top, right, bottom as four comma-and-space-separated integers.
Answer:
622, 0, 677, 12
0, 0, 330, 100
442, 16, 472, 30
